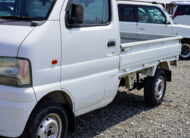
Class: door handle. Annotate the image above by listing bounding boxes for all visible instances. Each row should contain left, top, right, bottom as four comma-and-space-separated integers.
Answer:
107, 41, 116, 47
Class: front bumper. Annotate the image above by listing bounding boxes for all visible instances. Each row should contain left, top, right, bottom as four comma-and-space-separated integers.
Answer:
0, 85, 36, 137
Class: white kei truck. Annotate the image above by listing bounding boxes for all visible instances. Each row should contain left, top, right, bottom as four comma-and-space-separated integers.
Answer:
0, 0, 181, 138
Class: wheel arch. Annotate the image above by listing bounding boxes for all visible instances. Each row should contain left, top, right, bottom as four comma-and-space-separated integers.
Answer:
181, 37, 190, 43
158, 62, 172, 82
145, 62, 171, 81
157, 61, 171, 71
38, 90, 75, 132
40, 91, 74, 110
23, 90, 76, 136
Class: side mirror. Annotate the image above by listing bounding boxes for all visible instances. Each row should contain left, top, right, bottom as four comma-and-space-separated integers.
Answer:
66, 3, 84, 27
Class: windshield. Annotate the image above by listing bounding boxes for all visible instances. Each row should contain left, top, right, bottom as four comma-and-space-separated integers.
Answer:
0, 0, 56, 20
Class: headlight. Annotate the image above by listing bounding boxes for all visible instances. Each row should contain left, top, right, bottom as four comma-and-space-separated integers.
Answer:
0, 57, 32, 87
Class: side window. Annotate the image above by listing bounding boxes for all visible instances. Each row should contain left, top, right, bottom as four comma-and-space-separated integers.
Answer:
71, 0, 110, 26
138, 6, 166, 24
177, 5, 190, 15
118, 5, 136, 22
138, 7, 149, 23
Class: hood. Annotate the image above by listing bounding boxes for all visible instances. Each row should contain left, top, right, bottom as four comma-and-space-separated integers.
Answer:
0, 25, 34, 57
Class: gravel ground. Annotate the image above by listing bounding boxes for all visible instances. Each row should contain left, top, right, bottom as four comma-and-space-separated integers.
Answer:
68, 60, 190, 138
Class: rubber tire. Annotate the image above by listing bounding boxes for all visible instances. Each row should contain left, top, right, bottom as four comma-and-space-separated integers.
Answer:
144, 69, 167, 107
22, 100, 68, 138
180, 39, 190, 59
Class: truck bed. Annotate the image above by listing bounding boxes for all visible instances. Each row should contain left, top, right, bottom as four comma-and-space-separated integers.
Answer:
120, 32, 181, 75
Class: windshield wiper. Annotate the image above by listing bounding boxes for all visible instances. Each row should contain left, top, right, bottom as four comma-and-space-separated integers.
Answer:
0, 16, 44, 21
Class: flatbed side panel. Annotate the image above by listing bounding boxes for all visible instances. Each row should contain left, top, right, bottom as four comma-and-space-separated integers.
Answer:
120, 32, 172, 44
120, 37, 181, 73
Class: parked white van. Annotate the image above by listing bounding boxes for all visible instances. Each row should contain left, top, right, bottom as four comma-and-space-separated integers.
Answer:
0, 0, 181, 138
118, 1, 190, 59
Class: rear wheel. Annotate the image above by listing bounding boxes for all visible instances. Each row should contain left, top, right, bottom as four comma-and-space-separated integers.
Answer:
144, 69, 167, 106
181, 40, 190, 59
23, 100, 68, 138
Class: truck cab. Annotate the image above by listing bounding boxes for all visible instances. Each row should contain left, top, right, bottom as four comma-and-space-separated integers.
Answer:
0, 0, 120, 137
0, 0, 181, 138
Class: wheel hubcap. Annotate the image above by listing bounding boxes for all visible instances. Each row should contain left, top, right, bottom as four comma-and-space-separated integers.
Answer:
36, 113, 62, 138
181, 44, 190, 58
154, 76, 165, 100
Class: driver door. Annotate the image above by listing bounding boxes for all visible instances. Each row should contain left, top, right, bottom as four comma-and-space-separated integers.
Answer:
60, 0, 119, 112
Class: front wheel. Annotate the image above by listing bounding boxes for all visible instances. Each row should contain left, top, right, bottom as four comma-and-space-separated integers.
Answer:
22, 100, 68, 138
144, 69, 167, 106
